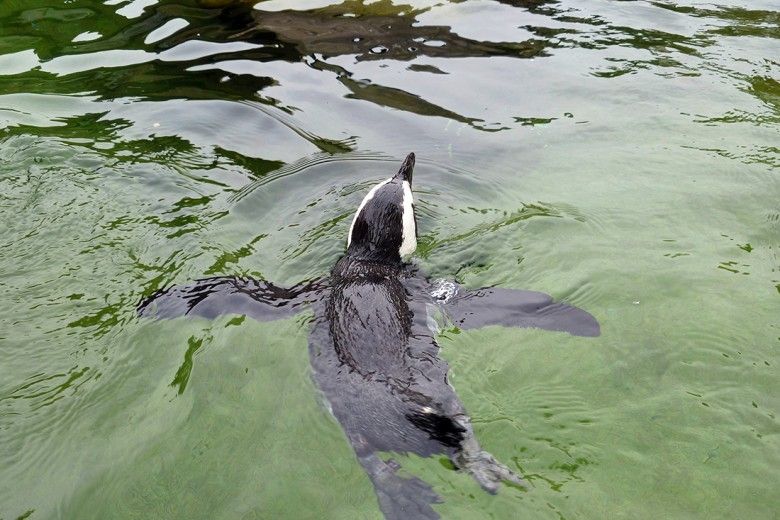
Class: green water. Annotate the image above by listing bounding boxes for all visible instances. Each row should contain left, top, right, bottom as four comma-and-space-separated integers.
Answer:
1, 0, 778, 518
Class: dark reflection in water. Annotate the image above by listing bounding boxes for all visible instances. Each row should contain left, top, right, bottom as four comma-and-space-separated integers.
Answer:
233, 1, 549, 61
1, 0, 777, 135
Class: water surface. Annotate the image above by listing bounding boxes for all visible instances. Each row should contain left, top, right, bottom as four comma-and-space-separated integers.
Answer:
1, 0, 778, 518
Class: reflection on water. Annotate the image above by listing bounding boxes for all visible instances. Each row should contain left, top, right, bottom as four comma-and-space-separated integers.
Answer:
0, 0, 778, 519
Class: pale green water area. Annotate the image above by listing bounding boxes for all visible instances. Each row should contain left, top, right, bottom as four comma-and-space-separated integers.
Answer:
1, 0, 778, 518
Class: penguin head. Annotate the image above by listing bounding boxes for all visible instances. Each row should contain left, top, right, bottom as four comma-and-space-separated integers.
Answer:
347, 153, 417, 262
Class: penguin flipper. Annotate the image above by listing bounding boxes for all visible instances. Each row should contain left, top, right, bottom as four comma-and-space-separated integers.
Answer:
442, 286, 599, 337
138, 276, 323, 321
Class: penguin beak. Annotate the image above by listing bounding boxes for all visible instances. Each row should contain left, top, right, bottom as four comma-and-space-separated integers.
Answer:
395, 152, 415, 185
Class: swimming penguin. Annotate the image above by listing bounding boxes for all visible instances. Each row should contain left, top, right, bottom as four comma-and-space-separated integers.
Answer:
139, 153, 599, 519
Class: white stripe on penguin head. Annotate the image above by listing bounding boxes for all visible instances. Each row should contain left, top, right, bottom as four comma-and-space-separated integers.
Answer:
347, 178, 391, 248
399, 180, 416, 258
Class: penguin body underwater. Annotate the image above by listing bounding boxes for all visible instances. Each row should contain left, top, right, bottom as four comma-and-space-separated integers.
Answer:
139, 153, 600, 519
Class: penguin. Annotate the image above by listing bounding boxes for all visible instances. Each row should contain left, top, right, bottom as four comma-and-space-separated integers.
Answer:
139, 153, 599, 519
